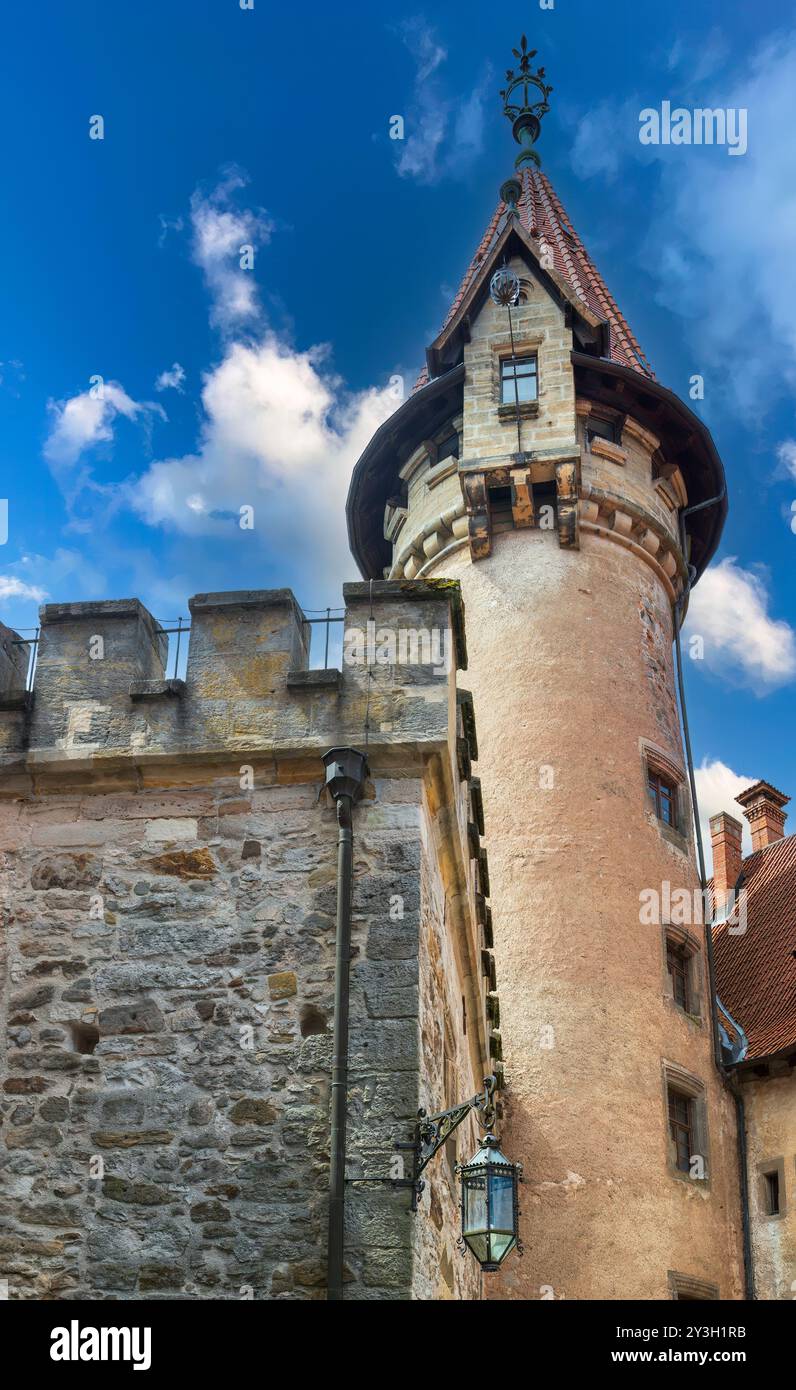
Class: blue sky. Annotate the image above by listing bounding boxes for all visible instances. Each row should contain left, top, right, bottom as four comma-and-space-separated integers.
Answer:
1, 0, 794, 850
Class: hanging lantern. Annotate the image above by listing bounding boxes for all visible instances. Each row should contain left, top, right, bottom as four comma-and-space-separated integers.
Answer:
457, 1134, 523, 1272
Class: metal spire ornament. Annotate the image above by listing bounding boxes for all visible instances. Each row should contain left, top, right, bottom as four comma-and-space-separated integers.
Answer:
499, 35, 553, 171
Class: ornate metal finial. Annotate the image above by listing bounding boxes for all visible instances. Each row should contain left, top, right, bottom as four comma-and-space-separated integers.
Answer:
499, 35, 553, 170
489, 266, 521, 307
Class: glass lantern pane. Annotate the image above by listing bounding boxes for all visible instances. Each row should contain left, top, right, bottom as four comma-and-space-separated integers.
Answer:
463, 1175, 488, 1234
488, 1231, 516, 1264
489, 1172, 515, 1231
464, 1232, 491, 1265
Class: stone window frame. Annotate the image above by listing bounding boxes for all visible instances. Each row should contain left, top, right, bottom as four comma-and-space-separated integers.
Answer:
667, 1270, 720, 1301
661, 924, 704, 1025
757, 1157, 787, 1221
491, 333, 543, 421
641, 741, 691, 855
662, 1060, 711, 1187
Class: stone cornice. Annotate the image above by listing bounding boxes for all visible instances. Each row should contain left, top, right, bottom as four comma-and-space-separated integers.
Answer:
579, 484, 687, 602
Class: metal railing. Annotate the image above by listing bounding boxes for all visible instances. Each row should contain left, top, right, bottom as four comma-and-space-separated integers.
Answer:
11, 603, 347, 691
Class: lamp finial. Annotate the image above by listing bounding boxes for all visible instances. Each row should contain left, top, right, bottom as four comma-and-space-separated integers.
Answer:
499, 35, 553, 171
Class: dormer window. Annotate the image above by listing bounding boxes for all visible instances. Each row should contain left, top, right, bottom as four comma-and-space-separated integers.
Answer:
501, 355, 538, 405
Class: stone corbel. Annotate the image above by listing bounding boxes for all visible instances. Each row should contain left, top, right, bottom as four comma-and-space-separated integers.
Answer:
462, 472, 492, 560
510, 464, 535, 528
555, 457, 580, 549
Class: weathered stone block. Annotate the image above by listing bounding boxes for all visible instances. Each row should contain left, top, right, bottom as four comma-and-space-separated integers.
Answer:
267, 971, 297, 999
98, 1000, 165, 1035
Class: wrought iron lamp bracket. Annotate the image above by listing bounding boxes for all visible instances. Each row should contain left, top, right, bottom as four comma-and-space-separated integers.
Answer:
395, 1075, 498, 1211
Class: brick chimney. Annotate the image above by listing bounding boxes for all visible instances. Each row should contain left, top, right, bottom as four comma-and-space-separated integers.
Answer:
709, 811, 743, 904
735, 780, 790, 852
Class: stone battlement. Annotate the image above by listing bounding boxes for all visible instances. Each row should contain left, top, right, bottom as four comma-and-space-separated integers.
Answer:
0, 580, 468, 791
0, 576, 502, 1301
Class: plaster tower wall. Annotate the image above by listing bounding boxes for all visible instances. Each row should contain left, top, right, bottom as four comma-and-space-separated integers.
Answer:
382, 272, 743, 1299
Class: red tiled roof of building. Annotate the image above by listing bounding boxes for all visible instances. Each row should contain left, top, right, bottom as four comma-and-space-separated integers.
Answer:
713, 832, 796, 1060
416, 166, 654, 390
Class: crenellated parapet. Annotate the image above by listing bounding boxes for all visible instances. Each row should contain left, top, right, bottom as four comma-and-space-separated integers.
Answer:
0, 576, 502, 1301
0, 578, 501, 1072
0, 581, 473, 787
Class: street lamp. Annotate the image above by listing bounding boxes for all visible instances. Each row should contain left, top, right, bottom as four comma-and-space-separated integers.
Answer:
457, 1134, 522, 1272
385, 1075, 524, 1274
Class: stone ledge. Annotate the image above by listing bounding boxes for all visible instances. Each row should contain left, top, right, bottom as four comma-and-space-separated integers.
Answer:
129, 679, 186, 701
38, 598, 151, 624
589, 436, 628, 466
497, 400, 539, 421
188, 588, 304, 617
287, 669, 341, 692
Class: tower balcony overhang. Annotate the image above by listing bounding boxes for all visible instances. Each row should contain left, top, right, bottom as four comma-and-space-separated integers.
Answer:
572, 352, 727, 579
347, 351, 727, 587
346, 363, 464, 583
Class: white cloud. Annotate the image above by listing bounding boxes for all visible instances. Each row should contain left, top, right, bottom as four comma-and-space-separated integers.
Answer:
13, 548, 107, 598
158, 213, 184, 248
570, 99, 641, 184
694, 758, 755, 872
131, 335, 398, 592
666, 27, 730, 84
645, 33, 796, 414
394, 21, 489, 184
43, 381, 163, 469
0, 575, 47, 602
190, 167, 273, 334
155, 362, 186, 393
569, 32, 796, 416
686, 556, 796, 689
776, 438, 796, 479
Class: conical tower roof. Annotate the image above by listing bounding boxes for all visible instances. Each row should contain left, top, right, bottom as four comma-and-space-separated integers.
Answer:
417, 166, 654, 390
457, 167, 653, 376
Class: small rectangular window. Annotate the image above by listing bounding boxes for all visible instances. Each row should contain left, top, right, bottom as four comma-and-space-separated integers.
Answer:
668, 1089, 693, 1174
586, 416, 619, 447
436, 431, 459, 464
648, 770, 676, 827
501, 354, 538, 405
667, 941, 690, 1012
764, 1170, 780, 1216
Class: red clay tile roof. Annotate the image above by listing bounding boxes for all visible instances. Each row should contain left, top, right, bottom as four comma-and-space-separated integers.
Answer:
416, 166, 654, 389
713, 833, 796, 1060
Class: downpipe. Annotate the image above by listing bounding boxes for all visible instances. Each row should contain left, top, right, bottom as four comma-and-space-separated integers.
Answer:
322, 748, 368, 1302
673, 487, 754, 1297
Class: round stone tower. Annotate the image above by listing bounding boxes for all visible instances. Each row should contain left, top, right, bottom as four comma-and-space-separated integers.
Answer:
347, 46, 743, 1301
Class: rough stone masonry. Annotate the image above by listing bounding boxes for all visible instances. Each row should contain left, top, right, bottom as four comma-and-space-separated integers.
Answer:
0, 581, 497, 1301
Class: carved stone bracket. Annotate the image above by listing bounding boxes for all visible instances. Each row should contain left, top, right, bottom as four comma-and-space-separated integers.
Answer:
460, 453, 581, 561
555, 457, 580, 549
462, 472, 492, 559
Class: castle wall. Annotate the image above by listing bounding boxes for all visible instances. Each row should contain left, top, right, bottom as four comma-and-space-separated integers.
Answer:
0, 583, 492, 1301
741, 1071, 796, 1299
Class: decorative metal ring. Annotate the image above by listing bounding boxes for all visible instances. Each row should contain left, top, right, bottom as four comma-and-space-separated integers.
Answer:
489, 266, 521, 307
